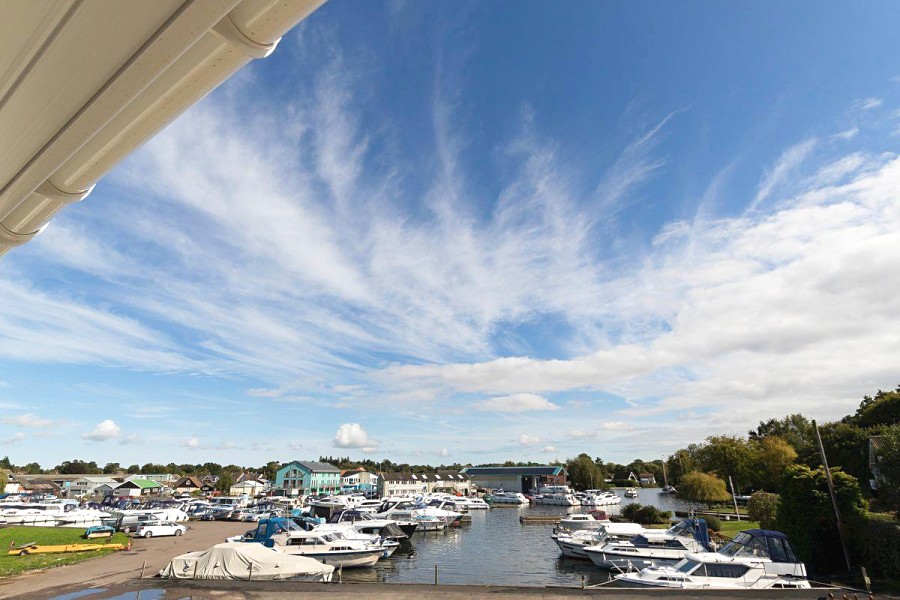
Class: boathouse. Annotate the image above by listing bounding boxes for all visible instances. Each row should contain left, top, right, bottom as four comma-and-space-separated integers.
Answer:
461, 466, 567, 494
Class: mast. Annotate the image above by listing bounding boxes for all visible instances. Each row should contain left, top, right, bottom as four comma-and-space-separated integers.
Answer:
662, 458, 670, 487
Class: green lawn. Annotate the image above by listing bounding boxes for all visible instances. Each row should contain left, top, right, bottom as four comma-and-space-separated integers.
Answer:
0, 526, 130, 578
716, 519, 760, 539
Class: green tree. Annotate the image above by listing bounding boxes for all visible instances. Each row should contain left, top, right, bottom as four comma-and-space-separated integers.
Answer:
747, 491, 779, 529
846, 387, 900, 428
678, 472, 731, 506
875, 425, 900, 512
696, 436, 756, 492
814, 422, 870, 488
216, 473, 234, 494
566, 453, 606, 490
126, 464, 140, 474
749, 414, 815, 456
777, 464, 866, 573
750, 436, 797, 492
22, 462, 42, 474
102, 462, 121, 474
0, 469, 7, 491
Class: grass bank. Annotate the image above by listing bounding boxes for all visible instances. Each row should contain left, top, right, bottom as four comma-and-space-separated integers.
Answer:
0, 526, 129, 578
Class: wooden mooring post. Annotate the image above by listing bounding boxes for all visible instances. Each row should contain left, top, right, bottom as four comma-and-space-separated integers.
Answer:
139, 560, 146, 579
434, 564, 438, 585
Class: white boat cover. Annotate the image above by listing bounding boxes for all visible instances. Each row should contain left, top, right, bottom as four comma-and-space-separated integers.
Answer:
158, 542, 334, 581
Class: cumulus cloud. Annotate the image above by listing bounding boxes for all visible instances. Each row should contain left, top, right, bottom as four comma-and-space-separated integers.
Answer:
541, 445, 557, 453
0, 413, 52, 428
567, 429, 596, 438
472, 393, 559, 413
181, 437, 202, 449
438, 448, 450, 457
82, 420, 122, 441
333, 423, 379, 451
518, 434, 541, 446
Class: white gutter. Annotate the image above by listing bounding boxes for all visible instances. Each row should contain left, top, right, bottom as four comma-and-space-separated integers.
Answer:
0, 0, 327, 257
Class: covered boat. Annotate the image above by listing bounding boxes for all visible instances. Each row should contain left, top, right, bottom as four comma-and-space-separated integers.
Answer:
159, 542, 334, 581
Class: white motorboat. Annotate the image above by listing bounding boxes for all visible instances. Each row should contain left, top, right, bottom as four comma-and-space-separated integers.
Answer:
584, 517, 711, 570
582, 491, 622, 506
534, 493, 578, 506
455, 496, 489, 509
269, 530, 384, 568
486, 491, 528, 505
0, 501, 111, 527
373, 499, 448, 530
623, 488, 639, 498
552, 522, 646, 559
557, 511, 613, 531
615, 529, 810, 589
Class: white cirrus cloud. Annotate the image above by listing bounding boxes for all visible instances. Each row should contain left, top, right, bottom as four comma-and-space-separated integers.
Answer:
0, 413, 52, 428
472, 393, 559, 413
333, 423, 379, 451
753, 138, 818, 209
82, 420, 122, 442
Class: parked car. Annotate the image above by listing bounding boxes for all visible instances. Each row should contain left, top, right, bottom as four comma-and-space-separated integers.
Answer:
241, 512, 263, 522
228, 509, 249, 521
135, 521, 187, 538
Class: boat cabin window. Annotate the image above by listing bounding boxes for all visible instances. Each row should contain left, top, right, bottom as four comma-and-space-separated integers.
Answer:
702, 563, 751, 578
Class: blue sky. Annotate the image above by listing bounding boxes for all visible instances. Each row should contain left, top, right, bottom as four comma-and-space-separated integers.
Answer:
2, 1, 900, 468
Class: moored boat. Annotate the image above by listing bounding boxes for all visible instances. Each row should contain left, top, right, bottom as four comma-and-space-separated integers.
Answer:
584, 517, 710, 570
615, 529, 810, 589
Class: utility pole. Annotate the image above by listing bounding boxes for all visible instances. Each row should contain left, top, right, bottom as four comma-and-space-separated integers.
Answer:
813, 420, 852, 573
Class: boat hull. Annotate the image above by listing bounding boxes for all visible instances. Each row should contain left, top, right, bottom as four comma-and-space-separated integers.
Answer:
282, 548, 382, 569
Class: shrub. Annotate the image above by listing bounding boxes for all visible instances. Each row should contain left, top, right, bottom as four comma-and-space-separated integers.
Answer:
704, 515, 722, 531
848, 513, 900, 579
747, 491, 779, 529
621, 503, 671, 524
621, 503, 641, 522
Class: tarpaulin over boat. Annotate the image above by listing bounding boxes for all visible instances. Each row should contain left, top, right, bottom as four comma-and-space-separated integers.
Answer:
158, 542, 333, 581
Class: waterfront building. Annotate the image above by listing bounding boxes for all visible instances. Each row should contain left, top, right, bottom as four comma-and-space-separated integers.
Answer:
341, 468, 378, 496
114, 478, 162, 496
377, 471, 471, 497
461, 466, 567, 493
4, 473, 122, 497
230, 479, 267, 496
275, 461, 341, 495
71, 475, 119, 497
173, 476, 203, 495
125, 473, 178, 485
639, 471, 657, 485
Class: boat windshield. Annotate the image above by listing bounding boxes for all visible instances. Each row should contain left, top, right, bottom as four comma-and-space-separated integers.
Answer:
676, 559, 700, 574
666, 520, 694, 536
719, 532, 798, 563
719, 532, 770, 558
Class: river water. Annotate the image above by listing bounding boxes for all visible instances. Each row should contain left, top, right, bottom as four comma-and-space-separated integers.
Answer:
344, 488, 703, 586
